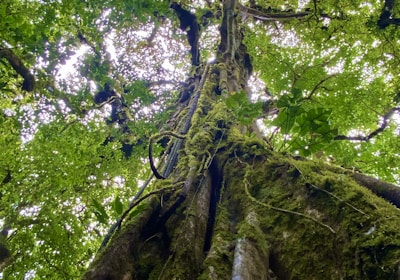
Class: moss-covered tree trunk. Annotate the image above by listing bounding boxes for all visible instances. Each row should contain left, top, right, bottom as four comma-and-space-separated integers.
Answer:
83, 0, 400, 279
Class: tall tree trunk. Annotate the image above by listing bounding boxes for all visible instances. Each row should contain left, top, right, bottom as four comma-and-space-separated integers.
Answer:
83, 1, 400, 279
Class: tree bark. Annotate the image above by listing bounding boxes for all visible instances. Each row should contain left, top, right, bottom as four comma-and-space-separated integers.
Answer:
0, 47, 35, 91
84, 1, 400, 279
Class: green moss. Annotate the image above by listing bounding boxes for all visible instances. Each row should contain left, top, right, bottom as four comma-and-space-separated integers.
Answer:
217, 63, 228, 91
218, 150, 400, 279
83, 198, 161, 279
237, 210, 270, 255
112, 61, 400, 279
199, 202, 235, 280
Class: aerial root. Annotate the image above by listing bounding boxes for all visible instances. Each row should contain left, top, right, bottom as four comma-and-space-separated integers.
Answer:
149, 131, 186, 179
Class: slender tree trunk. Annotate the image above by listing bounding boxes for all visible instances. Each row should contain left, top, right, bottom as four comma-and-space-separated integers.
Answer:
83, 1, 400, 279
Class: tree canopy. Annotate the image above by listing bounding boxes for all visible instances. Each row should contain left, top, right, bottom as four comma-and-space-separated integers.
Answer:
1, 0, 400, 278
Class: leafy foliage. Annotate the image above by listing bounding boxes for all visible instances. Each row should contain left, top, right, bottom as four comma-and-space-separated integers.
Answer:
245, 0, 400, 181
225, 91, 263, 125
271, 88, 338, 155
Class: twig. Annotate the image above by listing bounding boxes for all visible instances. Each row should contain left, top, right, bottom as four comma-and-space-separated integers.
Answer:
303, 74, 337, 100
335, 107, 400, 141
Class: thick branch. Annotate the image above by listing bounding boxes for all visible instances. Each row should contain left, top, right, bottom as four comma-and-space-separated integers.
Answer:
0, 227, 10, 272
170, 3, 200, 66
352, 173, 400, 208
378, 0, 400, 28
238, 4, 311, 22
0, 48, 35, 91
335, 108, 400, 141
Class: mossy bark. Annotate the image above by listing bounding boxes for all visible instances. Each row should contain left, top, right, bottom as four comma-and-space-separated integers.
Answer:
219, 152, 400, 279
83, 0, 400, 278
84, 145, 400, 279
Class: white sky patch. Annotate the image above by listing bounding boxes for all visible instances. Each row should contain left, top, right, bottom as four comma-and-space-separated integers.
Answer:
105, 32, 117, 61
393, 113, 400, 135
352, 55, 363, 65
57, 99, 71, 115
113, 176, 126, 189
361, 60, 389, 85
20, 205, 41, 218
256, 118, 277, 136
321, 46, 339, 59
384, 53, 394, 60
322, 17, 330, 26
162, 60, 175, 71
248, 73, 266, 99
298, 0, 310, 10
57, 46, 90, 80
371, 40, 380, 48
4, 108, 16, 117
270, 30, 301, 47
325, 58, 345, 74
24, 269, 36, 280
372, 151, 380, 157
359, 2, 375, 12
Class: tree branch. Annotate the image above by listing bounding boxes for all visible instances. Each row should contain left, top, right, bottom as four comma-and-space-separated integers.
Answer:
335, 107, 400, 141
237, 3, 311, 22
352, 172, 400, 208
170, 3, 200, 66
0, 47, 35, 91
146, 23, 160, 47
303, 74, 337, 100
377, 0, 400, 29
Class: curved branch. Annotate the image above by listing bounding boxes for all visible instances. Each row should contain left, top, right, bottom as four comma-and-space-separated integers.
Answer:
237, 3, 311, 22
335, 107, 400, 141
99, 185, 180, 251
0, 48, 35, 91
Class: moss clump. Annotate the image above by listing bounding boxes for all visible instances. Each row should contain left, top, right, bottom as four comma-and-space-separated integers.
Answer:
219, 149, 400, 279
199, 202, 235, 280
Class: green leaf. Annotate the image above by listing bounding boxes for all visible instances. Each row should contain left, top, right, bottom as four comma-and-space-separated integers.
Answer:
291, 87, 302, 99
276, 95, 291, 108
91, 199, 109, 224
225, 91, 262, 125
225, 91, 246, 110
113, 196, 124, 215
272, 105, 301, 134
